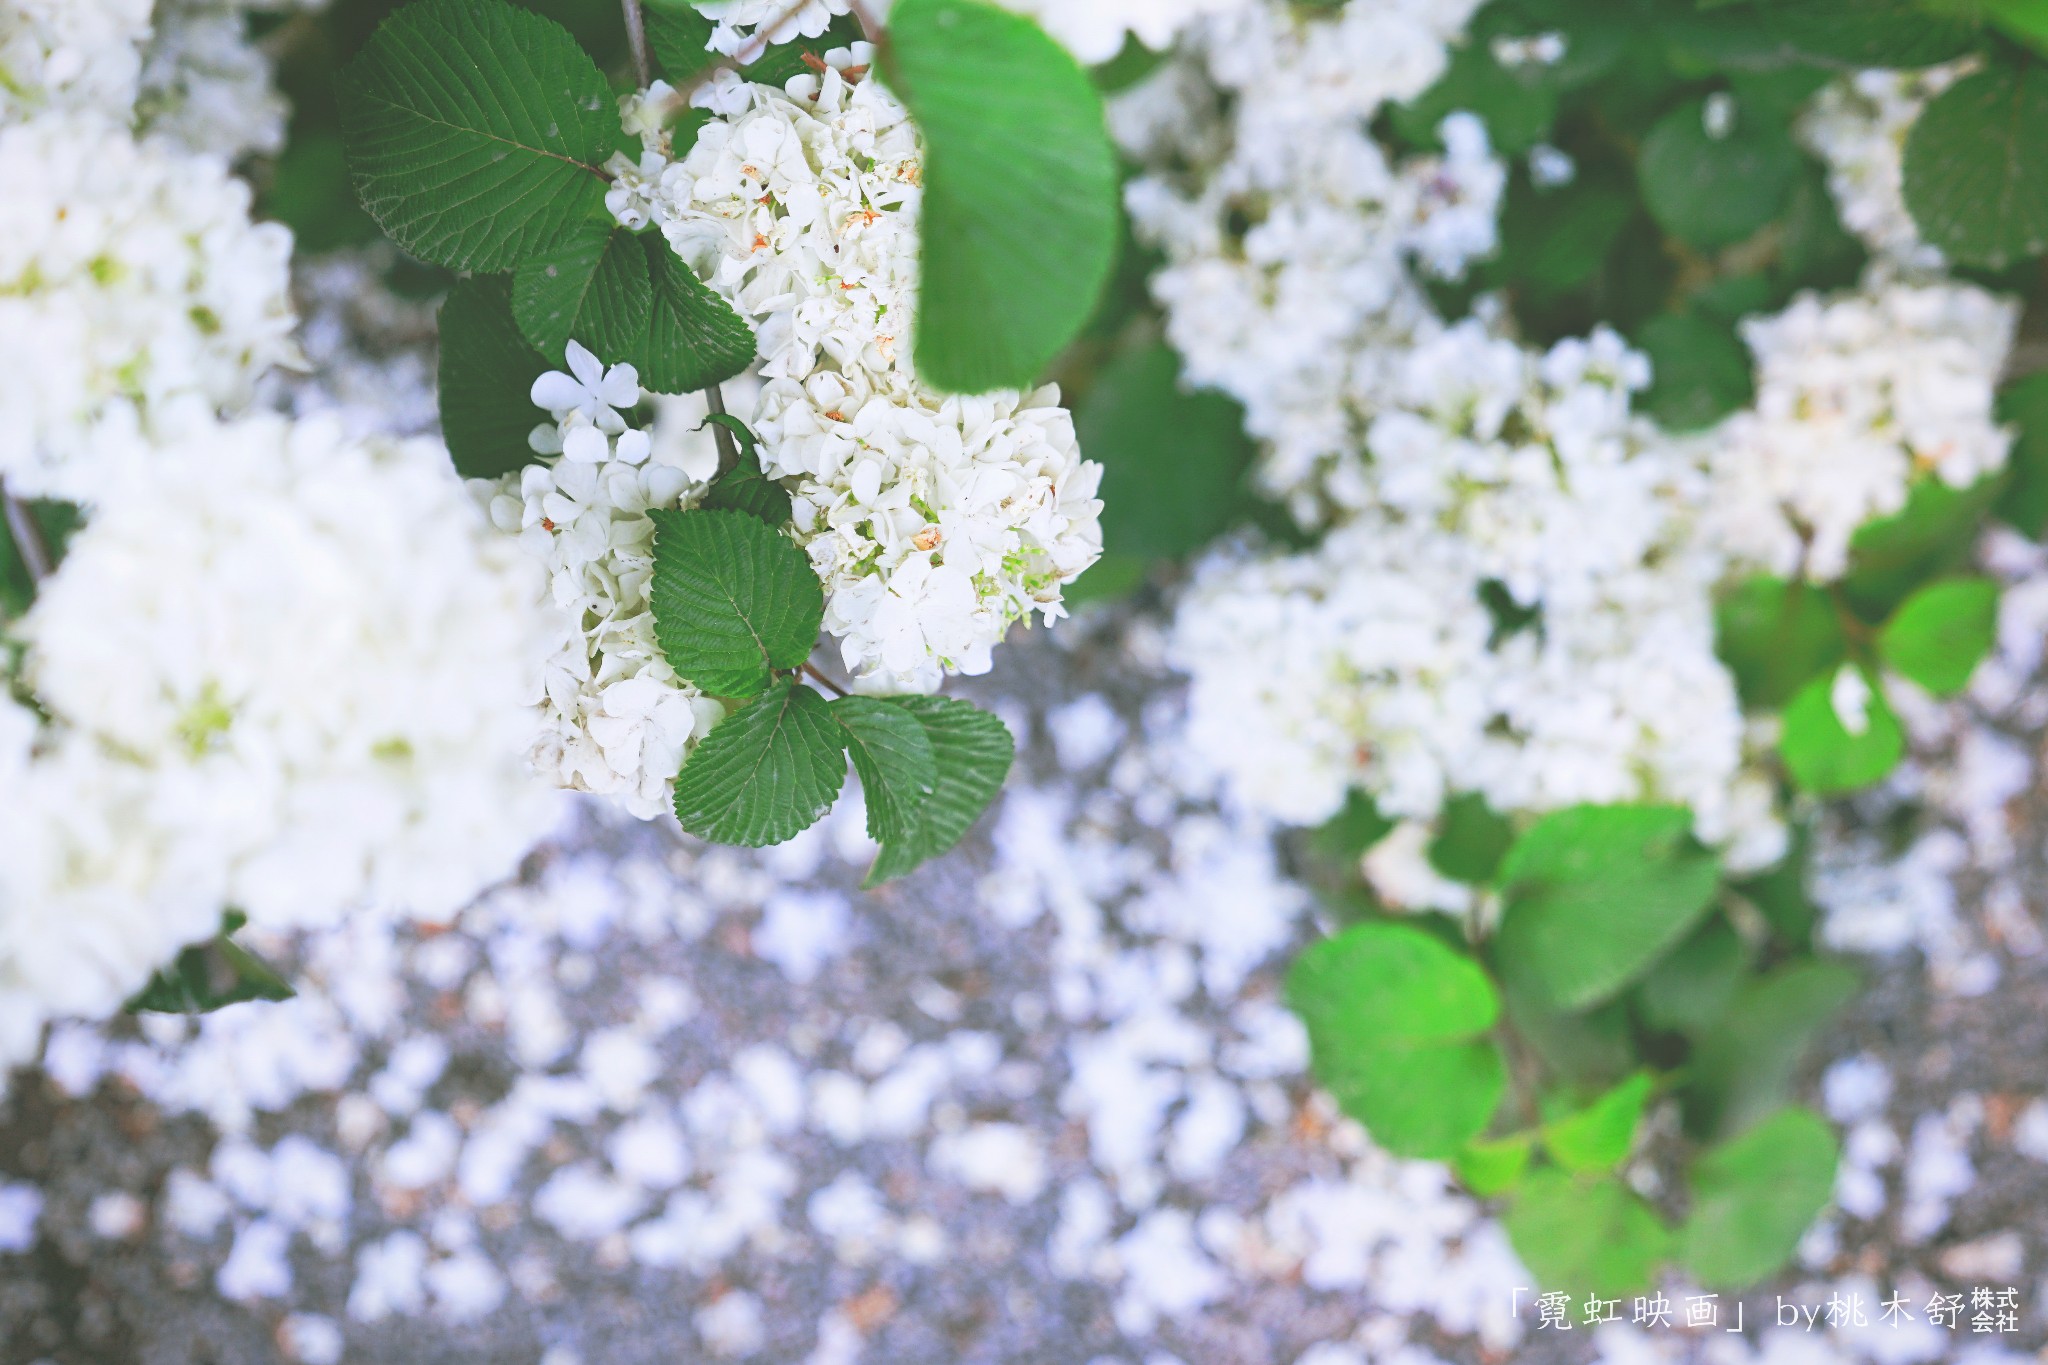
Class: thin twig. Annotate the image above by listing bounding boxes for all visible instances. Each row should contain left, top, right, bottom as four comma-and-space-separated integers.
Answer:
2, 490, 52, 585
621, 0, 653, 88
801, 661, 850, 698
704, 384, 741, 477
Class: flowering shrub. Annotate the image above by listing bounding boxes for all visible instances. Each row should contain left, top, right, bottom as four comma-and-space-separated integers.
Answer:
5, 0, 2048, 1306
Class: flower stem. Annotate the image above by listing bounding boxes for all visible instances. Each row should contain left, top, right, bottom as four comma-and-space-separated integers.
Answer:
621, 0, 653, 88
801, 661, 850, 698
2, 489, 52, 586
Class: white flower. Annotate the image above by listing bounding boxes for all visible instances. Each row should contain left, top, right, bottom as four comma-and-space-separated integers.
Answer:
1706, 278, 2018, 581
0, 697, 230, 1071
0, 111, 298, 499
765, 373, 1104, 694
995, 0, 1259, 64
486, 384, 731, 818
136, 0, 293, 161
0, 0, 292, 159
1798, 62, 1974, 275
695, 0, 849, 57
1115, 0, 1502, 525
622, 49, 1103, 692
0, 0, 153, 124
18, 412, 562, 930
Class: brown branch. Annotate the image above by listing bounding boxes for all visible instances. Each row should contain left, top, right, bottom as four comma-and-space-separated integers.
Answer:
802, 661, 850, 698
621, 0, 653, 89
2, 489, 52, 586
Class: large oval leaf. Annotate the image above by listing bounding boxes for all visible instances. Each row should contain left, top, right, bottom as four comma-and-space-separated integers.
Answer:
884, 0, 1118, 392
339, 0, 619, 272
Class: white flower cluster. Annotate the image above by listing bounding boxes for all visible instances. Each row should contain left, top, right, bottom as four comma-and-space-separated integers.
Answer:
1707, 278, 2018, 582
0, 693, 228, 1066
614, 45, 1103, 693
0, 0, 298, 159
1168, 324, 1782, 877
1797, 62, 1972, 275
0, 112, 297, 498
996, 0, 1257, 63
688, 0, 1251, 64
2, 414, 559, 1068
480, 344, 729, 819
1116, 0, 1504, 523
694, 0, 850, 58
135, 0, 296, 162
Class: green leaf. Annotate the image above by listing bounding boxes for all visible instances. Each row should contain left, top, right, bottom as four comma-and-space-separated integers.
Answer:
1685, 959, 1861, 1139
1986, 0, 2048, 53
648, 508, 824, 697
1502, 970, 1638, 1086
1427, 793, 1514, 885
1506, 1169, 1670, 1298
338, 0, 619, 272
438, 275, 553, 480
1092, 34, 1169, 93
1714, 574, 1848, 711
645, 0, 717, 82
1760, 0, 1979, 67
701, 451, 794, 527
1635, 918, 1750, 1035
1076, 344, 1252, 563
1732, 826, 1818, 947
126, 914, 295, 1014
1543, 1071, 1653, 1173
862, 697, 1015, 885
1495, 174, 1636, 298
1494, 804, 1723, 1012
1776, 163, 1867, 293
1996, 372, 2048, 537
1903, 59, 2048, 270
1287, 921, 1506, 1157
884, 0, 1118, 392
830, 696, 938, 847
1877, 576, 1999, 696
1779, 666, 1904, 795
1841, 472, 2006, 621
671, 680, 847, 846
1638, 94, 1801, 252
629, 239, 759, 394
1454, 1133, 1533, 1197
512, 224, 654, 366
1679, 1106, 1838, 1289
1309, 789, 1395, 863
1392, 37, 1559, 155
1635, 311, 1754, 432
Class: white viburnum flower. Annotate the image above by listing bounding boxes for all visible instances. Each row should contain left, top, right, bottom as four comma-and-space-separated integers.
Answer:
0, 112, 299, 499
996, 0, 1259, 64
528, 341, 650, 465
1706, 278, 2018, 582
618, 47, 1103, 693
1115, 0, 1502, 524
0, 697, 232, 1072
135, 0, 293, 161
0, 0, 153, 123
1797, 62, 1974, 276
484, 381, 730, 819
694, 0, 849, 57
18, 412, 563, 930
